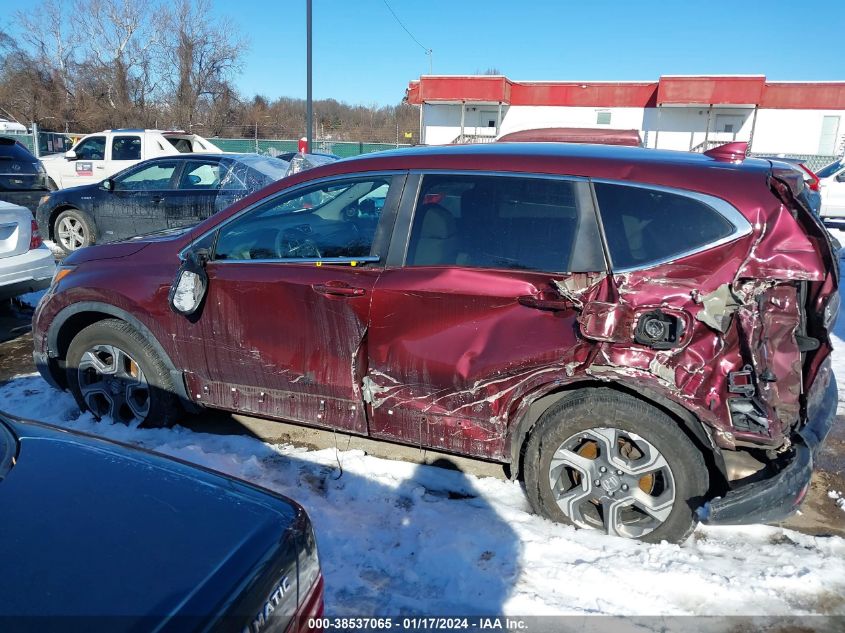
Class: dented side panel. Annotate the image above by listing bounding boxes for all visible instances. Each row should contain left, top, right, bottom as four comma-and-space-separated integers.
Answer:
366, 268, 606, 460
193, 263, 379, 433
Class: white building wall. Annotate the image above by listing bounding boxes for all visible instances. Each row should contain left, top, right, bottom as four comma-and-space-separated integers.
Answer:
422, 103, 505, 145
498, 106, 645, 136
642, 107, 754, 151
422, 102, 845, 156
751, 109, 845, 155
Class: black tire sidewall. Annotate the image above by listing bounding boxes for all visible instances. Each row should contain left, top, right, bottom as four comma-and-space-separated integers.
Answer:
66, 319, 180, 427
54, 208, 95, 252
524, 389, 709, 543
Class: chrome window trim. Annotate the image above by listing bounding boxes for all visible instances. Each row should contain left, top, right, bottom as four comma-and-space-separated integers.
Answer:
590, 178, 753, 274
212, 255, 380, 266
408, 169, 589, 183
178, 170, 406, 261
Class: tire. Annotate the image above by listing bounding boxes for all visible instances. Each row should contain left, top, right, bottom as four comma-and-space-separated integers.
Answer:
66, 319, 182, 428
523, 388, 709, 543
54, 208, 95, 253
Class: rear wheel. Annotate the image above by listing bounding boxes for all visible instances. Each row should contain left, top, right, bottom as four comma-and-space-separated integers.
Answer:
54, 208, 94, 252
66, 319, 182, 427
523, 388, 709, 543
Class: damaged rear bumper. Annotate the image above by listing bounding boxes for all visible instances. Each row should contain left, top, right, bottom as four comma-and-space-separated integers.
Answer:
698, 357, 837, 526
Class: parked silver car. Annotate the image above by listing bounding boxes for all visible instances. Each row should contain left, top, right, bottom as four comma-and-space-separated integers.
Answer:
0, 201, 54, 300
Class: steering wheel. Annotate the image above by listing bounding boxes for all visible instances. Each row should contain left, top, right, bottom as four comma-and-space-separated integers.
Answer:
274, 227, 322, 259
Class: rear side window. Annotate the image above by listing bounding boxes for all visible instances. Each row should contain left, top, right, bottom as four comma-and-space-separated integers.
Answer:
405, 174, 603, 273
594, 182, 735, 270
111, 135, 141, 160
179, 160, 223, 189
0, 139, 36, 161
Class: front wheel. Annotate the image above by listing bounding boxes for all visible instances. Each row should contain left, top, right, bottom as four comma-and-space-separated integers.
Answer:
523, 389, 709, 543
66, 319, 182, 427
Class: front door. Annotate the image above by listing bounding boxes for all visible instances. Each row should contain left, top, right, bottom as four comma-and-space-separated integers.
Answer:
98, 159, 180, 241
366, 172, 607, 460
186, 173, 404, 434
821, 167, 845, 217
62, 135, 107, 187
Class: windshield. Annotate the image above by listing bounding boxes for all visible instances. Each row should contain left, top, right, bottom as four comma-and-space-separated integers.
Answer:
816, 160, 845, 179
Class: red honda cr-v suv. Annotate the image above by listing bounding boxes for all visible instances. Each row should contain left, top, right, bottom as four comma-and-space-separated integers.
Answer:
33, 142, 839, 542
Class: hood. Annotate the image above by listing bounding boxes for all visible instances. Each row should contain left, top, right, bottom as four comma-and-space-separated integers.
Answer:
62, 240, 151, 264
0, 417, 303, 625
38, 153, 65, 164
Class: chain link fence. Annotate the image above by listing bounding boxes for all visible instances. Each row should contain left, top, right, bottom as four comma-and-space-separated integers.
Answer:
4, 132, 412, 159
5, 131, 841, 171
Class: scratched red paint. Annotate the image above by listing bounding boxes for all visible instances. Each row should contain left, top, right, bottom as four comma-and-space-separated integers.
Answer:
33, 144, 838, 473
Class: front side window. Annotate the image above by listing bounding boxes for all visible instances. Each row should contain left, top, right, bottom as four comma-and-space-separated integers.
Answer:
111, 135, 141, 160
74, 136, 106, 160
594, 182, 736, 271
405, 174, 597, 273
214, 177, 391, 261
114, 161, 178, 191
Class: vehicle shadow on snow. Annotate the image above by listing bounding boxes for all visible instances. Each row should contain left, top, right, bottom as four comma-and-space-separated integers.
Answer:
0, 376, 522, 616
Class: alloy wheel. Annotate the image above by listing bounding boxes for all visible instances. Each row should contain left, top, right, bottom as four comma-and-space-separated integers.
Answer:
57, 216, 86, 250
547, 427, 676, 538
77, 344, 150, 424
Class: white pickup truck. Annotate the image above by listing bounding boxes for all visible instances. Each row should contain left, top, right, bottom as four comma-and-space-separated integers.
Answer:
40, 129, 222, 190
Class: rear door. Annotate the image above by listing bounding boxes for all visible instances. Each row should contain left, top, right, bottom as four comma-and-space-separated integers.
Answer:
165, 158, 244, 228
107, 134, 142, 179
181, 173, 404, 434
365, 172, 607, 460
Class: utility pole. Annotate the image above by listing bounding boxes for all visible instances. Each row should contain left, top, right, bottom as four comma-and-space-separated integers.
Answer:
306, 0, 313, 153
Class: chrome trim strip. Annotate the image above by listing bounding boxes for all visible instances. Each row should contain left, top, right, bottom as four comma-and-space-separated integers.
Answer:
211, 255, 380, 265
590, 178, 753, 274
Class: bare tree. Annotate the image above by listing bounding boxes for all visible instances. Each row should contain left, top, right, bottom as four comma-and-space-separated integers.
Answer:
14, 0, 79, 130
160, 0, 245, 130
71, 0, 159, 123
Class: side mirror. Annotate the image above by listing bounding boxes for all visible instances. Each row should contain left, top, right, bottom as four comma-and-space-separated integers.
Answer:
101, 178, 114, 191
64, 150, 77, 161
837, 172, 845, 183
168, 250, 209, 316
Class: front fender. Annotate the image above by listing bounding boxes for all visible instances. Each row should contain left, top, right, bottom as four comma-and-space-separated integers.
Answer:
42, 299, 193, 407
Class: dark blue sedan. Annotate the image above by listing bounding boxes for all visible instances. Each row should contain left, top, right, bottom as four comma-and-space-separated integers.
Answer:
0, 413, 323, 632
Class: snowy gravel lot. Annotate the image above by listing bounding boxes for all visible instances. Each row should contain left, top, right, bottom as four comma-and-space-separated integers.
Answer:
0, 233, 844, 617
1, 374, 844, 617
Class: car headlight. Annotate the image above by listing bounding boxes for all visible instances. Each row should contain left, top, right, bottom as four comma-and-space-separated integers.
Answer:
38, 194, 51, 206
51, 265, 75, 287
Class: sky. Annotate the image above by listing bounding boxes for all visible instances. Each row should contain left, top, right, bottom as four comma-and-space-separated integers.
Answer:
3, 0, 845, 106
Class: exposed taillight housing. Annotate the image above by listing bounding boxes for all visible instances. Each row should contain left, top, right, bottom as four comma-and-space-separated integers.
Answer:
799, 164, 820, 192
29, 219, 43, 250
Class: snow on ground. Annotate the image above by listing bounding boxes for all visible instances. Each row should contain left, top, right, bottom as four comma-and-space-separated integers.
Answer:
1, 374, 844, 617
1, 235, 844, 617
829, 490, 845, 513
